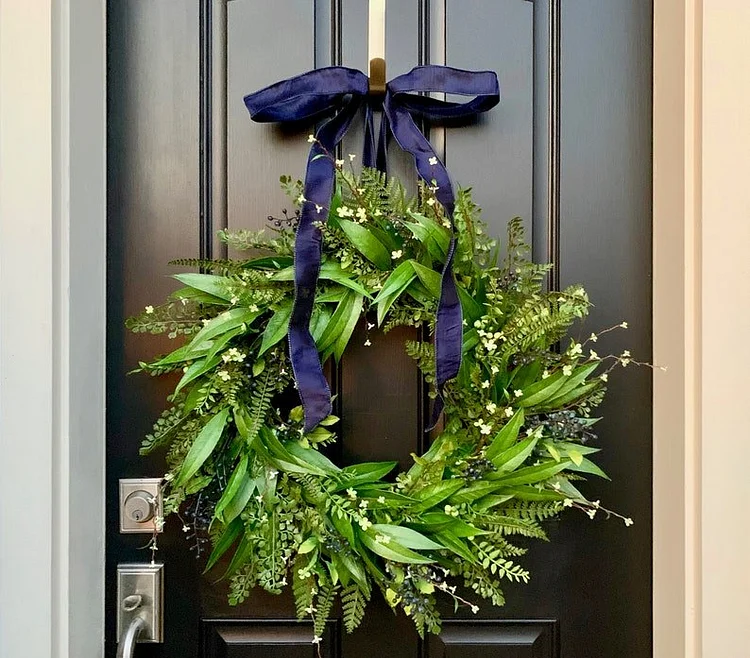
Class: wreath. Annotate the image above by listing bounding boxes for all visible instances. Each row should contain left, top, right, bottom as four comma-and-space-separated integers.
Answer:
128, 160, 635, 643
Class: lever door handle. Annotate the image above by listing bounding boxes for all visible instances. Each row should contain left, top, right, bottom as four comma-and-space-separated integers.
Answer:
116, 563, 164, 654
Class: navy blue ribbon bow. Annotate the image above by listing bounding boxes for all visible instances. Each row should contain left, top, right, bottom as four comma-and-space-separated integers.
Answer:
244, 65, 500, 432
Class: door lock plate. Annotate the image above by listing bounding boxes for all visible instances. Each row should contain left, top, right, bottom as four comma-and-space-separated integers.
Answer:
117, 563, 164, 643
119, 478, 163, 533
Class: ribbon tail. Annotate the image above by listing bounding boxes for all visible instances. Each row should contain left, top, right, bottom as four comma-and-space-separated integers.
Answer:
292, 99, 364, 432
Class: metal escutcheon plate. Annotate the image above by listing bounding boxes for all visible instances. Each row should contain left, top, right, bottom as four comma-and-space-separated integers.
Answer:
117, 563, 164, 643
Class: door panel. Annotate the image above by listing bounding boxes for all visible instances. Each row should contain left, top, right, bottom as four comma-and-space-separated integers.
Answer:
107, 2, 652, 656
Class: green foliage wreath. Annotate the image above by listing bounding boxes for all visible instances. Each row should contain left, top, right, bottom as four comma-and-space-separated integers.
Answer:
128, 160, 635, 643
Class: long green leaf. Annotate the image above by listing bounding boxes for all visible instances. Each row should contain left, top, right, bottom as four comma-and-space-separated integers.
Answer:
488, 436, 539, 474
488, 460, 571, 487
371, 524, 444, 550
331, 293, 364, 361
219, 472, 256, 523
409, 260, 442, 298
317, 291, 359, 356
517, 371, 568, 408
204, 517, 243, 572
433, 531, 476, 562
411, 480, 465, 512
338, 219, 391, 269
359, 529, 435, 564
214, 455, 248, 520
174, 408, 230, 487
332, 461, 398, 491
173, 355, 222, 395
259, 301, 292, 355
373, 261, 417, 326
485, 409, 525, 460
272, 261, 372, 298
173, 273, 235, 302
183, 307, 258, 359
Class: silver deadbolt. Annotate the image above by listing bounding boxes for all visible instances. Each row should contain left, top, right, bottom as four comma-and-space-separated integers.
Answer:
124, 490, 155, 523
119, 478, 163, 533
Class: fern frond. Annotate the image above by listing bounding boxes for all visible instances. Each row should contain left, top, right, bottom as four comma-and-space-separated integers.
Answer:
313, 581, 337, 640
341, 584, 369, 633
293, 556, 316, 620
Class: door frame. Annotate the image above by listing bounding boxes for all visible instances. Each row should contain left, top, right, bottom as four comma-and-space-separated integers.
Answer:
0, 1, 734, 656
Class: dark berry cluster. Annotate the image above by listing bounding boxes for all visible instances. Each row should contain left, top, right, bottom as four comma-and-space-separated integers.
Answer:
267, 208, 300, 229
460, 456, 497, 481
527, 410, 597, 444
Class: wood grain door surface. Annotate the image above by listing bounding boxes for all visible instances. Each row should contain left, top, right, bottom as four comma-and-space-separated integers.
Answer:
106, 2, 652, 657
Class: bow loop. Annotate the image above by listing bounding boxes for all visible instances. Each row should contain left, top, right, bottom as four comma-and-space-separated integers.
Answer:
244, 64, 500, 432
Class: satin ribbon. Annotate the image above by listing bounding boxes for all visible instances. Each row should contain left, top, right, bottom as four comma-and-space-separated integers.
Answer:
244, 65, 499, 432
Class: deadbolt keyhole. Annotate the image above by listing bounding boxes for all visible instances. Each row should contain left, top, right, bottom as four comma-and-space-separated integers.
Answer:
123, 490, 156, 524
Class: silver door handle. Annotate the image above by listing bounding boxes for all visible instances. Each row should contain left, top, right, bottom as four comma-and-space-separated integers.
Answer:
116, 596, 146, 658
116, 563, 164, 654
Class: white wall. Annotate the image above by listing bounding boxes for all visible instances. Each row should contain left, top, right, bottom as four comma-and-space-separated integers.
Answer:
0, 1, 106, 658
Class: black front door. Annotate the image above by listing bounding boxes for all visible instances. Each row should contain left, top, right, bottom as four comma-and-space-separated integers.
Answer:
106, 2, 652, 656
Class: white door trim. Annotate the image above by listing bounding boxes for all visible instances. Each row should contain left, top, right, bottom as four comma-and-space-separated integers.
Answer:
0, 1, 106, 657
1, 1, 738, 657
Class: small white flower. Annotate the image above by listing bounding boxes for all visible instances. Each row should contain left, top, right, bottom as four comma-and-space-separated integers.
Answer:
620, 321, 629, 329
562, 364, 573, 376
182, 524, 190, 533
230, 296, 239, 305
218, 370, 231, 382
570, 342, 583, 356
348, 153, 356, 161
307, 134, 316, 143
315, 204, 323, 214
367, 322, 375, 330
358, 517, 372, 530
145, 305, 154, 314
373, 209, 382, 217
586, 508, 597, 519
430, 185, 439, 193
377, 496, 386, 504
442, 218, 452, 228
375, 534, 391, 544
542, 370, 550, 379
296, 194, 306, 205
356, 207, 367, 221
624, 517, 634, 527
478, 423, 492, 435
346, 488, 357, 499
484, 340, 497, 352
491, 365, 500, 375
600, 373, 609, 382
426, 198, 436, 206
428, 156, 438, 166
249, 304, 259, 312
486, 402, 497, 414
470, 604, 479, 614
364, 339, 372, 347
563, 498, 574, 508
514, 389, 523, 398
551, 482, 562, 491
444, 504, 459, 517
391, 249, 403, 259
589, 332, 598, 343
622, 350, 631, 357
311, 635, 323, 645
336, 205, 354, 218
589, 350, 599, 360
359, 500, 369, 509
481, 380, 490, 389
504, 407, 514, 418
